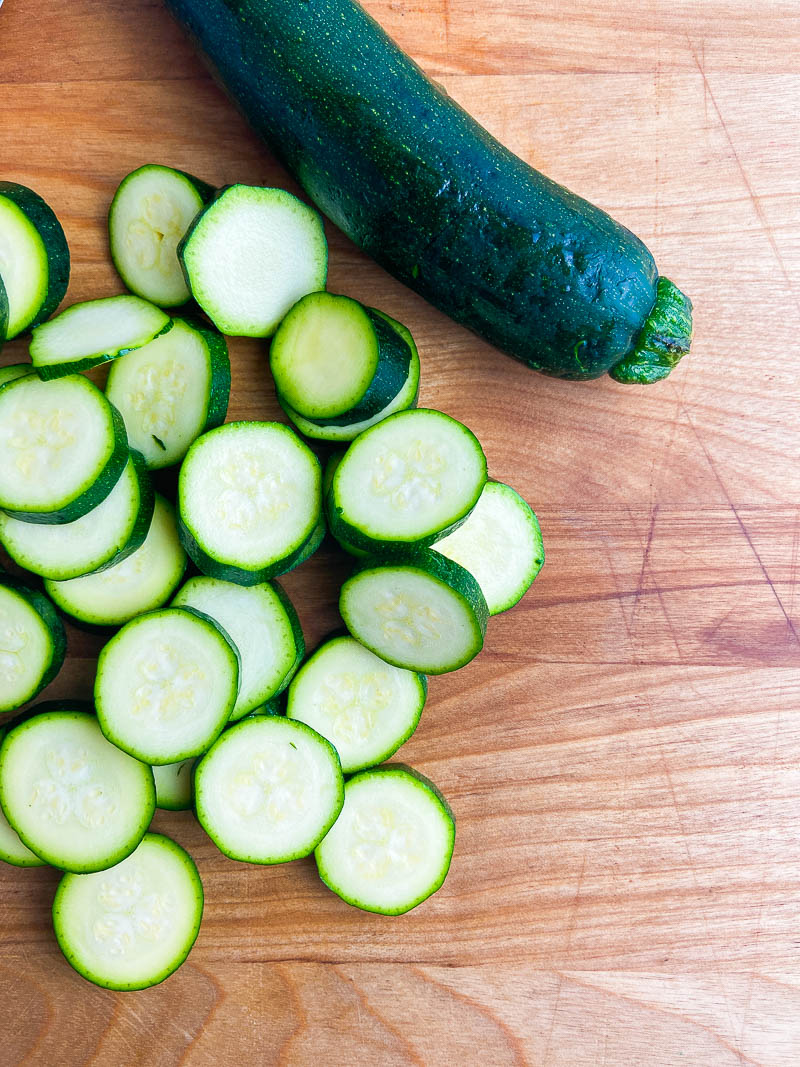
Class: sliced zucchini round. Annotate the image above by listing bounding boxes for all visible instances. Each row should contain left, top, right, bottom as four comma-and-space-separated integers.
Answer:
270, 292, 410, 425
30, 295, 172, 380
339, 550, 488, 675
0, 724, 47, 867
327, 408, 487, 554
178, 421, 322, 585
0, 800, 46, 867
315, 765, 455, 915
281, 320, 420, 442
0, 451, 154, 581
434, 480, 544, 615
0, 374, 129, 524
287, 635, 426, 774
44, 494, 187, 627
195, 715, 343, 864
106, 317, 230, 470
0, 364, 33, 390
52, 832, 203, 990
0, 576, 66, 712
179, 184, 327, 337
0, 182, 70, 339
153, 758, 197, 811
109, 164, 214, 307
172, 575, 304, 720
0, 710, 155, 872
95, 607, 240, 764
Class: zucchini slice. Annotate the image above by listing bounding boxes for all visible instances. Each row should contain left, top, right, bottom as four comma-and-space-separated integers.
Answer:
95, 607, 240, 764
172, 576, 304, 720
106, 317, 230, 470
45, 495, 187, 627
195, 715, 343, 864
0, 373, 129, 524
0, 726, 46, 865
327, 408, 486, 554
178, 421, 322, 585
0, 799, 46, 866
0, 181, 70, 340
0, 710, 155, 872
109, 164, 214, 307
0, 576, 66, 712
434, 480, 544, 615
179, 184, 327, 337
53, 832, 203, 990
315, 765, 455, 915
30, 295, 172, 380
280, 309, 420, 442
287, 635, 426, 774
152, 758, 197, 811
0, 451, 154, 581
339, 550, 488, 674
0, 364, 33, 389
270, 292, 410, 423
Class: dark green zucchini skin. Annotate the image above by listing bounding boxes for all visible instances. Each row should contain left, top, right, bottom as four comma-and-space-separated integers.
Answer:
0, 274, 7, 354
165, 0, 692, 383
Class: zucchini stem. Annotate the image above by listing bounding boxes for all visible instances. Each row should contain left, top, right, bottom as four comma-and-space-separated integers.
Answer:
610, 277, 693, 384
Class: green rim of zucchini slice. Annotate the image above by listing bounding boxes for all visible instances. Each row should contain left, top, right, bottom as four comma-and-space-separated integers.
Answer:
0, 725, 47, 866
172, 575, 304, 720
0, 275, 8, 352
30, 295, 172, 380
339, 550, 488, 675
0, 450, 154, 581
109, 164, 215, 307
0, 710, 155, 872
106, 317, 230, 470
315, 765, 455, 915
0, 577, 66, 712
179, 184, 328, 337
327, 408, 487, 554
44, 495, 187, 627
0, 364, 34, 389
178, 421, 322, 585
287, 634, 426, 773
0, 799, 46, 866
53, 832, 203, 990
434, 480, 544, 615
95, 607, 240, 764
195, 715, 343, 864
0, 374, 129, 524
0, 181, 70, 340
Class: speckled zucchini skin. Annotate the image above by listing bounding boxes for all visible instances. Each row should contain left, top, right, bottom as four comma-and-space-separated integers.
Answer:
0, 275, 8, 353
165, 0, 691, 382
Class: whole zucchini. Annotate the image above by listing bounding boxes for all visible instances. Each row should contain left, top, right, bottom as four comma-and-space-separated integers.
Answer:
165, 0, 692, 383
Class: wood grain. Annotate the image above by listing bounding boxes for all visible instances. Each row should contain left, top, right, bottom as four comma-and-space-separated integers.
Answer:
1, 0, 799, 1063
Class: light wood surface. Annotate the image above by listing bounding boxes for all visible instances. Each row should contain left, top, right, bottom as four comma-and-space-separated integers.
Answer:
1, 0, 798, 1063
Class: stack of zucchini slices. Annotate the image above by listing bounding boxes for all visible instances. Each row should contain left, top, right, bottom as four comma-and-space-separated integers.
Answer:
0, 166, 544, 991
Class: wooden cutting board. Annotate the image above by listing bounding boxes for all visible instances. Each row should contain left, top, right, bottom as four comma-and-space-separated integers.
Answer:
1, 1, 798, 1062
